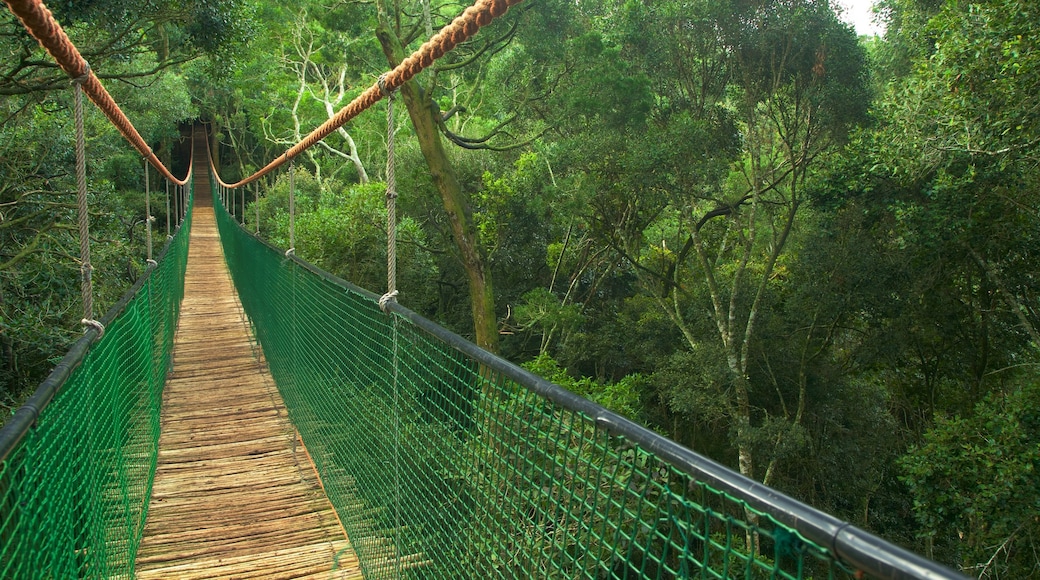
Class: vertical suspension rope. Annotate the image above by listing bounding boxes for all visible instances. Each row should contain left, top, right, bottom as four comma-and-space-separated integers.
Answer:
380, 77, 399, 308
254, 182, 260, 235
165, 179, 171, 238
287, 160, 295, 256
241, 184, 245, 226
72, 69, 103, 337
145, 160, 154, 265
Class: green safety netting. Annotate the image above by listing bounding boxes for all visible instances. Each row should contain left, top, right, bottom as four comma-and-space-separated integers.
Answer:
214, 194, 869, 580
0, 187, 192, 579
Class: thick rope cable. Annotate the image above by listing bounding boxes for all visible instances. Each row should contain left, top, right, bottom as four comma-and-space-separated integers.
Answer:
200, 0, 521, 190
4, 0, 190, 186
4, 0, 189, 185
72, 75, 98, 336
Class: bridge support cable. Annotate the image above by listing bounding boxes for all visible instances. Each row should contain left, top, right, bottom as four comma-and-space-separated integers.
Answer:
288, 160, 296, 256
254, 182, 260, 235
145, 162, 156, 266
70, 71, 103, 338
166, 179, 171, 239
3, 0, 191, 186
380, 76, 400, 310
202, 0, 523, 193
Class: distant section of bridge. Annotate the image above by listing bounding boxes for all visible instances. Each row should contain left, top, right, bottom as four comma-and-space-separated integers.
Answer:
135, 142, 361, 579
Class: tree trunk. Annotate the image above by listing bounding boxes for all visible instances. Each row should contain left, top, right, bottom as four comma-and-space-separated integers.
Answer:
374, 12, 498, 353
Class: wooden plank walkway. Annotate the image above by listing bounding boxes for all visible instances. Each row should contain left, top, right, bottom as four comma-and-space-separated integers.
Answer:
136, 153, 363, 579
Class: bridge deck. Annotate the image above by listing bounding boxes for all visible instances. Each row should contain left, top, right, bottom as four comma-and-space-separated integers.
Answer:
136, 164, 362, 579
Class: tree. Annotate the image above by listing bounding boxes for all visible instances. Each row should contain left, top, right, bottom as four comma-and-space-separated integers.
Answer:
901, 380, 1040, 578
560, 0, 869, 486
873, 0, 1040, 349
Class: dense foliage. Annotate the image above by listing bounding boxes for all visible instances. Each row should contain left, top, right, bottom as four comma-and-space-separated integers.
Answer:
2, 0, 1037, 575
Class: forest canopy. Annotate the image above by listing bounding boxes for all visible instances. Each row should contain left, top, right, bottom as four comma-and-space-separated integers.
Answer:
1, 0, 1037, 576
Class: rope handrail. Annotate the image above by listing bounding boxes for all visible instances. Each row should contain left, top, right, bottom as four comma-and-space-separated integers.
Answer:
206, 0, 520, 189
3, 0, 192, 186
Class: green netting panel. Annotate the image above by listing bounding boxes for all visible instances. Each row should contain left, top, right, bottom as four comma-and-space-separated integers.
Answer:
214, 198, 879, 580
0, 188, 193, 579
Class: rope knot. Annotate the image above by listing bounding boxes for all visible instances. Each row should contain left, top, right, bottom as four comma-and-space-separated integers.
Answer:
379, 290, 399, 312
81, 318, 105, 339
146, 259, 158, 267
285, 248, 295, 258
70, 62, 91, 85
378, 73, 394, 97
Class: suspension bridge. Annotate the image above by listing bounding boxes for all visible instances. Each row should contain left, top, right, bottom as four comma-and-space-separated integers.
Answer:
0, 0, 967, 578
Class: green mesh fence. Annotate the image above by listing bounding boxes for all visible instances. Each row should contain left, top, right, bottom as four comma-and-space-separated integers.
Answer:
0, 188, 192, 579
214, 194, 959, 580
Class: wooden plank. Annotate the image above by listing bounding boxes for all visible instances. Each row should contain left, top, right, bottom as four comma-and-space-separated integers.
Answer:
136, 158, 365, 580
